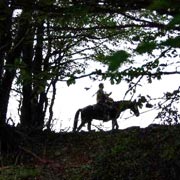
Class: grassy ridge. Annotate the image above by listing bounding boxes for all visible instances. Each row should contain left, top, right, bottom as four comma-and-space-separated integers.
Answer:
1, 124, 180, 179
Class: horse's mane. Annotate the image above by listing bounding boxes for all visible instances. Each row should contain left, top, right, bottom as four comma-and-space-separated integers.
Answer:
114, 100, 131, 105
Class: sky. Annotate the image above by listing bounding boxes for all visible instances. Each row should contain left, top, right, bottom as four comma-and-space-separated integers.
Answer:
52, 76, 178, 132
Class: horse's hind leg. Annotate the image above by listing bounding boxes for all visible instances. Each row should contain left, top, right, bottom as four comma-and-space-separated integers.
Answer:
77, 119, 91, 132
112, 119, 119, 130
87, 120, 92, 131
115, 121, 119, 129
77, 121, 86, 132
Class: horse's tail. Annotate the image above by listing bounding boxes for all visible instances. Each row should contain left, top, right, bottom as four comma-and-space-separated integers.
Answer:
73, 109, 82, 132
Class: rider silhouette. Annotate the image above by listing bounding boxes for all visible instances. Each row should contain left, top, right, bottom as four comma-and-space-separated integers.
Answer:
96, 83, 114, 120
96, 83, 113, 104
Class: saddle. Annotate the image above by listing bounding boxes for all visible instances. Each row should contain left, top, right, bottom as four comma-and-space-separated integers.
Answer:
94, 102, 114, 121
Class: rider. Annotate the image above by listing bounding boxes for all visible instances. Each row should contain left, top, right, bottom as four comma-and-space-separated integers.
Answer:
96, 83, 113, 105
96, 83, 114, 120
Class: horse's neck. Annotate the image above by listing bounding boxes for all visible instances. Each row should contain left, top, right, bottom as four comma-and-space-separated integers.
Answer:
115, 100, 131, 111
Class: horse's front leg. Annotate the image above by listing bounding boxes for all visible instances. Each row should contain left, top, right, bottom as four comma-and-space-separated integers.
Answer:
112, 119, 119, 130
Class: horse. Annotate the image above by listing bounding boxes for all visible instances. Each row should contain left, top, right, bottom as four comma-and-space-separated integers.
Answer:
73, 100, 140, 132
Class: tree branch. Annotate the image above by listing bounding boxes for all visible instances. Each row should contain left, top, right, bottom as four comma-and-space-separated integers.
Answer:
12, 0, 180, 16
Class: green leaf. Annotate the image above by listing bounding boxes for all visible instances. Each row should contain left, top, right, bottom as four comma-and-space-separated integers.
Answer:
67, 76, 76, 86
107, 50, 131, 71
168, 15, 180, 27
135, 41, 157, 54
161, 36, 180, 48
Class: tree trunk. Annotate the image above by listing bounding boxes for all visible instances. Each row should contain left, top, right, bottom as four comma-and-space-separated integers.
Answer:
0, 8, 31, 127
20, 30, 34, 128
20, 19, 47, 131
0, 0, 13, 128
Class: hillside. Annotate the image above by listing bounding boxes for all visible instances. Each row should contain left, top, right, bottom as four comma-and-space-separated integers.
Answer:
1, 124, 180, 180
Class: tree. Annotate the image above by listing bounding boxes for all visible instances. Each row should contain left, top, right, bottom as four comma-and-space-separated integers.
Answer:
0, 1, 31, 128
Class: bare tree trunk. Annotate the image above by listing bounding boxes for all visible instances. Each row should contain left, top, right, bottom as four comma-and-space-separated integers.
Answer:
31, 20, 46, 130
46, 78, 57, 130
20, 27, 34, 128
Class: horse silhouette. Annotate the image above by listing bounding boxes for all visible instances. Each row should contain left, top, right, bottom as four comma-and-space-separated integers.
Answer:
73, 100, 140, 132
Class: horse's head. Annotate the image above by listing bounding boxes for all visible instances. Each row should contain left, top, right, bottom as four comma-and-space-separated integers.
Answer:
116, 100, 140, 117
131, 100, 140, 116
